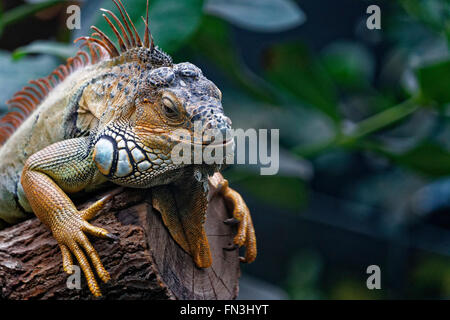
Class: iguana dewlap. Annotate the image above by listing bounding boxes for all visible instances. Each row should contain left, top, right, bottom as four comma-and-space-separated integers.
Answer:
0, 0, 256, 297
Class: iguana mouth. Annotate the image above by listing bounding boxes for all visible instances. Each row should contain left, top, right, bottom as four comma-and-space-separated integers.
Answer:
136, 127, 233, 148
170, 137, 234, 148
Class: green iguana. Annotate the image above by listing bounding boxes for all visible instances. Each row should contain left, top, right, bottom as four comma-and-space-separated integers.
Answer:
0, 0, 256, 297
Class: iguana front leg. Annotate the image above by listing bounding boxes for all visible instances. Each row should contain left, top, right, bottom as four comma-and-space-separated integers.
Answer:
21, 137, 115, 296
209, 172, 257, 263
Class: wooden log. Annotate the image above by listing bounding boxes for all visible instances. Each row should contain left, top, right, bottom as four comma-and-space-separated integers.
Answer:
0, 186, 240, 299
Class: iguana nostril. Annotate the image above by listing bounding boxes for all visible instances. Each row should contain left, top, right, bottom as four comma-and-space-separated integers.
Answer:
202, 134, 215, 144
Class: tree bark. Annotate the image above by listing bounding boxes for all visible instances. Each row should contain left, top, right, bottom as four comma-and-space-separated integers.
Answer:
0, 186, 240, 300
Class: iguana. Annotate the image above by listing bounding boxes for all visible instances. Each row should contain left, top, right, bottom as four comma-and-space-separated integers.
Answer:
0, 0, 256, 297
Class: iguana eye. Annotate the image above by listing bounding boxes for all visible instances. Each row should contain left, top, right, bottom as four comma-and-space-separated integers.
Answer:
161, 96, 179, 119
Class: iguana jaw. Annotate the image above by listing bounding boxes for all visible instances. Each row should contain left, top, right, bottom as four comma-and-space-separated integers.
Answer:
166, 135, 234, 148
135, 125, 235, 156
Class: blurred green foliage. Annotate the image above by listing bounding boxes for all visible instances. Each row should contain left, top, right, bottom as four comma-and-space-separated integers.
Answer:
285, 250, 324, 299
409, 253, 450, 298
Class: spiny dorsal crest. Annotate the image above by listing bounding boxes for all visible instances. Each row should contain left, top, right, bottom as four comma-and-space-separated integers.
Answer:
0, 0, 171, 145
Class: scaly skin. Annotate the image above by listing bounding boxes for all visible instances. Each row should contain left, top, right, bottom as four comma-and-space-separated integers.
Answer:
21, 137, 112, 296
0, 0, 257, 296
209, 173, 256, 263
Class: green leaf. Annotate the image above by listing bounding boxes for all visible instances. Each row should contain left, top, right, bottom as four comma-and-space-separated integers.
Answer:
264, 43, 339, 121
0, 0, 60, 27
204, 0, 305, 32
399, 0, 450, 35
12, 40, 77, 61
388, 143, 450, 177
416, 59, 450, 104
226, 171, 308, 210
92, 0, 204, 53
321, 42, 374, 90
285, 251, 324, 299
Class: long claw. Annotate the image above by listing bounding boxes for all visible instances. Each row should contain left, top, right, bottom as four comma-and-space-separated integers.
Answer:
223, 217, 239, 225
82, 221, 112, 239
105, 232, 119, 241
224, 243, 239, 251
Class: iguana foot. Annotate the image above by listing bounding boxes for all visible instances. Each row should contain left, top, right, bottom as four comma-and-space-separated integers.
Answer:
54, 200, 115, 297
209, 173, 257, 263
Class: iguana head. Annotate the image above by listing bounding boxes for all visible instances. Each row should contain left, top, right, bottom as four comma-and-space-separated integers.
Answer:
70, 0, 235, 188
92, 48, 234, 187
134, 60, 232, 158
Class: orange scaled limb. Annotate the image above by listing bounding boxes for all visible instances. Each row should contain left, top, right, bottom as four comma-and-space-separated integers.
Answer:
21, 137, 116, 297
209, 172, 257, 263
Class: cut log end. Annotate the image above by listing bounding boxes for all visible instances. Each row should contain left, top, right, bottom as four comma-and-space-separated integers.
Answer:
0, 187, 240, 299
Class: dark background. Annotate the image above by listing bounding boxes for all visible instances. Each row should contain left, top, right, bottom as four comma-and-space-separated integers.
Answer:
1, 0, 450, 299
